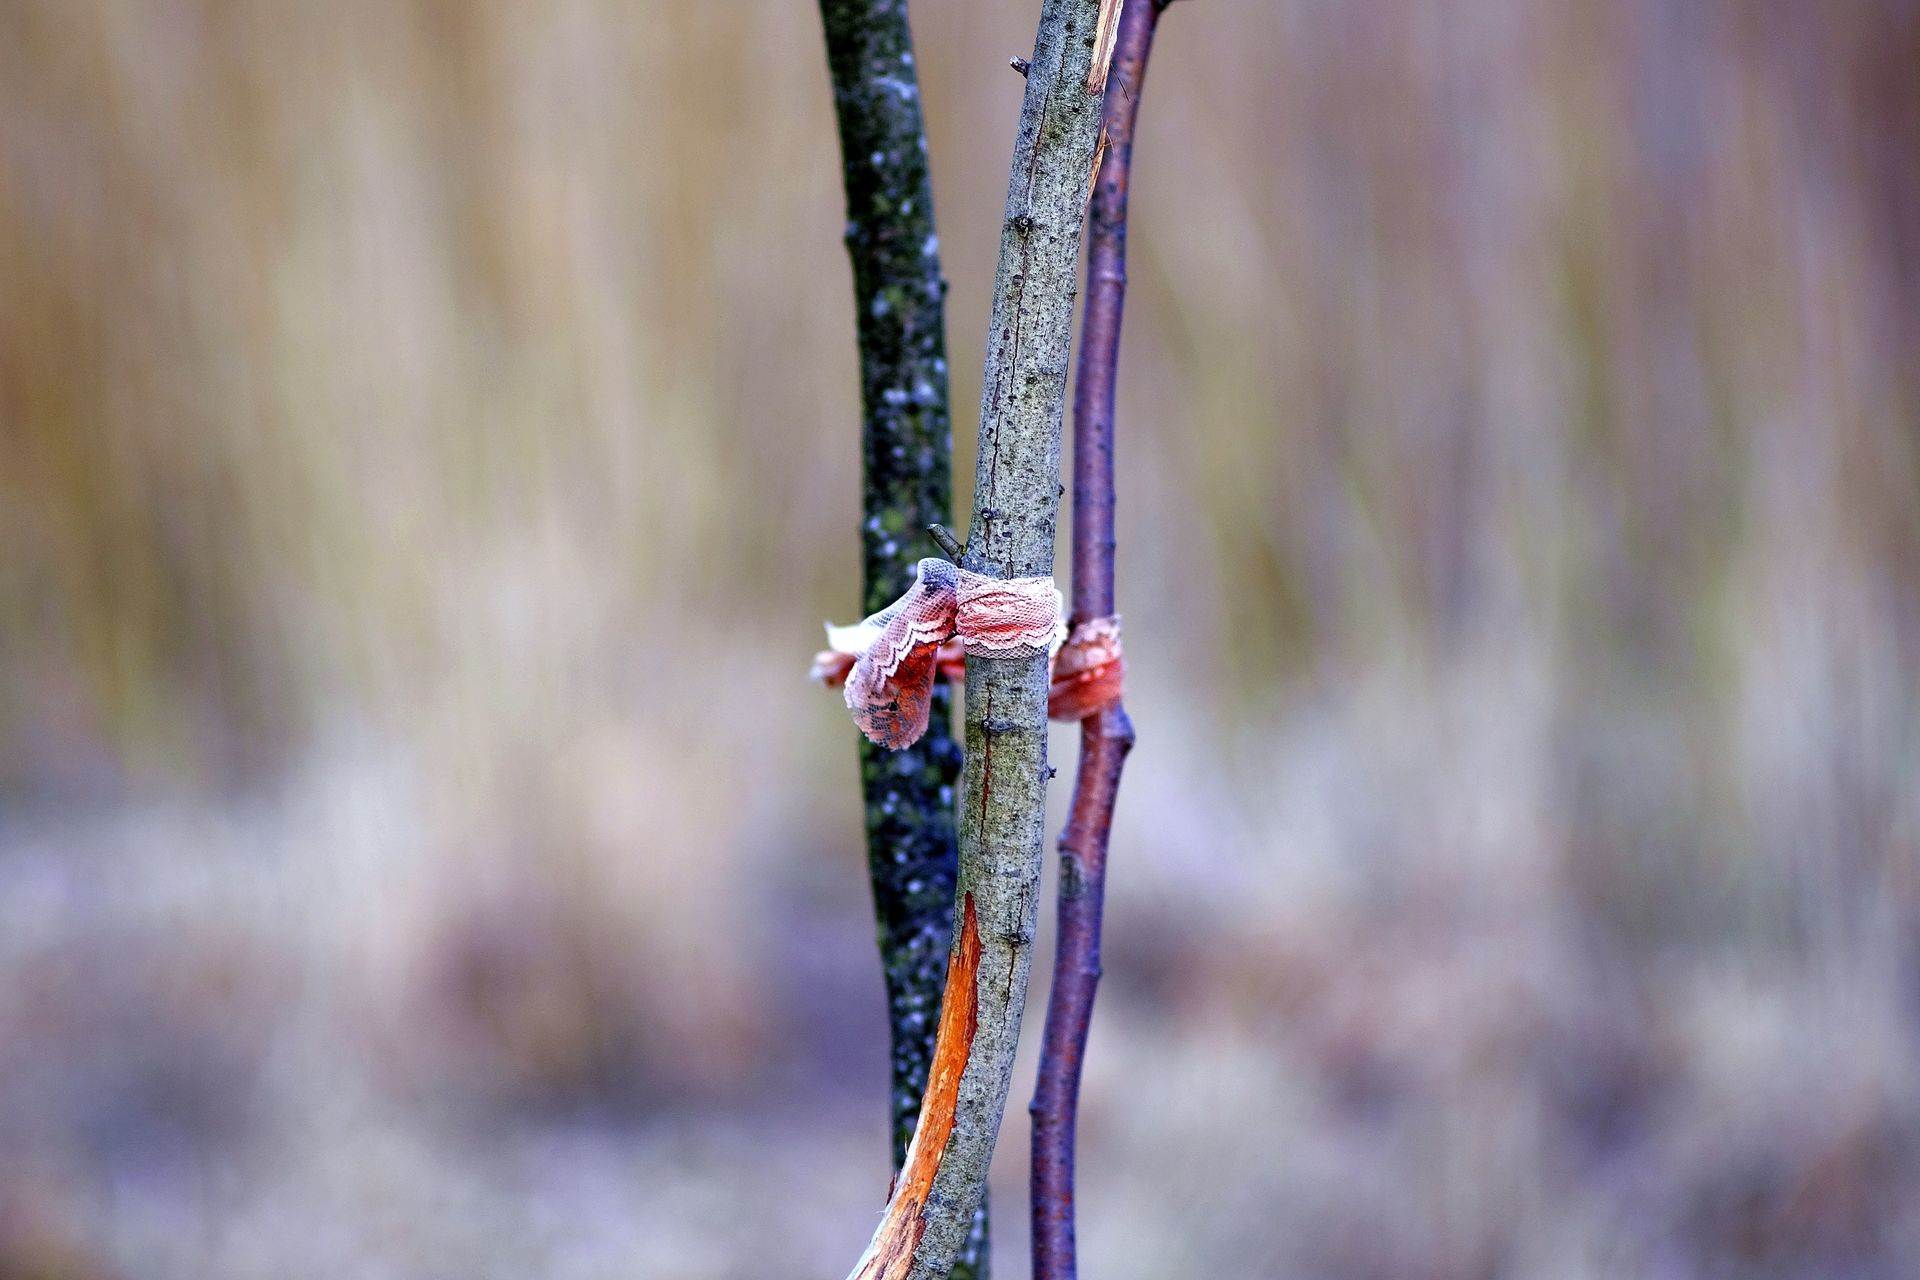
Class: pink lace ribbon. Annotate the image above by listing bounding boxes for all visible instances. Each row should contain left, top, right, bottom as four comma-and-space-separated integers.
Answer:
810, 558, 1124, 749
1046, 615, 1126, 723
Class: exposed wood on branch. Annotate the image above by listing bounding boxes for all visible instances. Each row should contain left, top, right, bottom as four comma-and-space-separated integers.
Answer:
850, 896, 982, 1280
1086, 0, 1126, 96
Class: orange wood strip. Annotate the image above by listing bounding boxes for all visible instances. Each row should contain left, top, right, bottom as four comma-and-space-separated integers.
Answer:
850, 894, 983, 1280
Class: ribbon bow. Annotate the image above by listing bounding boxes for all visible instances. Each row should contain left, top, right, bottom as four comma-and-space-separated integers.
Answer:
812, 557, 1125, 749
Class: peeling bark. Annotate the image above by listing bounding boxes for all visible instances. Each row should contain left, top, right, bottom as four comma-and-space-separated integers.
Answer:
851, 896, 982, 1280
842, 1, 1114, 1277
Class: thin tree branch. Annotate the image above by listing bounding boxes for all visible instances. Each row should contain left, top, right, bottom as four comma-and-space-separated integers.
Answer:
816, 2, 987, 1274
844, 1, 1116, 1277
1031, 2, 1175, 1275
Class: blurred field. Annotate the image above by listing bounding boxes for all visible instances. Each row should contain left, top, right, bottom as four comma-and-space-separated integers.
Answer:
3, 1, 1919, 1277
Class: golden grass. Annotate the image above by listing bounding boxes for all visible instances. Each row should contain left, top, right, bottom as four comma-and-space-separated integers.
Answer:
1, 1, 1917, 1275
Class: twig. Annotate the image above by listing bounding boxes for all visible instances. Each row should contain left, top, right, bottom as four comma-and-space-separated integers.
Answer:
844, 2, 1116, 1277
816, 2, 987, 1274
1031, 2, 1176, 1276
927, 523, 965, 561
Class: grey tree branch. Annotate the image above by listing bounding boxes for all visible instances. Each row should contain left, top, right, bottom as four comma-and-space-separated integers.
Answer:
816, 2, 987, 1274
844, 1, 1117, 1277
927, 523, 965, 560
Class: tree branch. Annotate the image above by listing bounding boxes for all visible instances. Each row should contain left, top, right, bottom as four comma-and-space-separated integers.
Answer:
816, 2, 986, 1274
1031, 2, 1173, 1275
844, 1, 1116, 1277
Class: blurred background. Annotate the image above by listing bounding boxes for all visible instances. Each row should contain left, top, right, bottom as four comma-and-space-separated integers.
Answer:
3, 1, 1919, 1276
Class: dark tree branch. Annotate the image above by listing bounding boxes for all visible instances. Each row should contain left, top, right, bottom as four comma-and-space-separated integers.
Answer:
1030, 2, 1177, 1276
816, 2, 986, 1274
845, 1, 1118, 1277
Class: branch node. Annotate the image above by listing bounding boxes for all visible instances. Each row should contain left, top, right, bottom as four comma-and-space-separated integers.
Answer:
1010, 56, 1032, 77
928, 523, 965, 560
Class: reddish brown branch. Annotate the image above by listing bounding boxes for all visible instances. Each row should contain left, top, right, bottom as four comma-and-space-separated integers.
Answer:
1030, 2, 1177, 1276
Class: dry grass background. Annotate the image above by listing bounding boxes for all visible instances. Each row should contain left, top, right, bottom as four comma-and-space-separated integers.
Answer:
3, 1, 1920, 1277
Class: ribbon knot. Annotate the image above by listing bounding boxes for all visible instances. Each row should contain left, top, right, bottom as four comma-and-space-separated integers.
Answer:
811, 557, 1124, 749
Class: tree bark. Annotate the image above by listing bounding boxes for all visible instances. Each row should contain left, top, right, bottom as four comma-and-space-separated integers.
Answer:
1030, 4, 1173, 1274
845, 2, 1118, 1277
816, 3, 987, 1274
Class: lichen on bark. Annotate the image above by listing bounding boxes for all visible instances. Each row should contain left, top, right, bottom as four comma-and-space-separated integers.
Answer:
817, 1, 986, 1274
